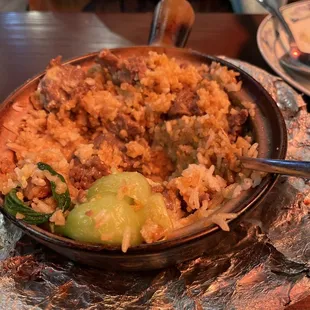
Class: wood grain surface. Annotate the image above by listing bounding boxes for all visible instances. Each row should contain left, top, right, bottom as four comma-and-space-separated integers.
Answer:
0, 12, 309, 309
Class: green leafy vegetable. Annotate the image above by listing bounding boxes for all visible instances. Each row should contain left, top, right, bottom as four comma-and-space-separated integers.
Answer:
3, 162, 71, 225
37, 162, 71, 211
4, 189, 51, 225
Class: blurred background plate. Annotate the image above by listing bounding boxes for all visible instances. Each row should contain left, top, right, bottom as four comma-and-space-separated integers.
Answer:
257, 0, 310, 96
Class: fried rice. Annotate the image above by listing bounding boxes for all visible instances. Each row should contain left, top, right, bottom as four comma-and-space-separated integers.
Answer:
0, 50, 263, 248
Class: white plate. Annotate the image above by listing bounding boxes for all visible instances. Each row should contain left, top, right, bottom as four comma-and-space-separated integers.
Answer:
257, 0, 310, 96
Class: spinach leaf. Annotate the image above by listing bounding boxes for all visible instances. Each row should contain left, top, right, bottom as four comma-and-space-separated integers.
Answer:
4, 189, 51, 225
3, 162, 71, 225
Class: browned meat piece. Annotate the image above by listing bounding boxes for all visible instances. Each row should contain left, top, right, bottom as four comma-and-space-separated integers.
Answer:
228, 109, 249, 141
97, 49, 146, 85
107, 114, 145, 141
69, 155, 110, 190
229, 109, 248, 126
167, 88, 202, 118
93, 134, 105, 149
38, 63, 86, 111
126, 57, 147, 81
93, 132, 126, 152
48, 55, 62, 68
97, 50, 119, 69
162, 188, 181, 212
24, 180, 51, 200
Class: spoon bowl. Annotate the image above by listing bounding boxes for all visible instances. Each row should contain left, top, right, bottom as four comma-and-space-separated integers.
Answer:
257, 0, 310, 75
280, 49, 310, 75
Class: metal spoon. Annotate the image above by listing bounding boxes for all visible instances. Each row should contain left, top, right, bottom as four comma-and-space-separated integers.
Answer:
241, 157, 310, 178
257, 0, 310, 75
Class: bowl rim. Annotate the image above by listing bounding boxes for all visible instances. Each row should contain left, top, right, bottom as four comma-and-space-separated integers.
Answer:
0, 47, 287, 254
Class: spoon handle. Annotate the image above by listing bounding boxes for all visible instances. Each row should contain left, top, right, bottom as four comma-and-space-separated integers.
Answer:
148, 0, 195, 47
256, 0, 296, 47
241, 157, 310, 178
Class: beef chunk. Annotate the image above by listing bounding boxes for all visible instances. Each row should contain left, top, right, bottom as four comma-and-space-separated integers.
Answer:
38, 63, 86, 112
162, 189, 181, 212
93, 134, 106, 149
227, 109, 249, 141
126, 56, 147, 81
93, 132, 127, 152
167, 88, 202, 118
97, 49, 146, 85
69, 155, 110, 190
107, 114, 145, 141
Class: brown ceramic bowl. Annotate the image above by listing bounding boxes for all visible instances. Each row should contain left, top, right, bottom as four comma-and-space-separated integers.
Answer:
0, 0, 287, 270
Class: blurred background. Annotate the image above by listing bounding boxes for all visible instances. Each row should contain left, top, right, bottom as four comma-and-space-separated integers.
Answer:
0, 0, 301, 13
